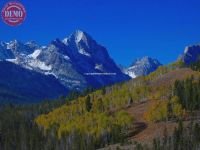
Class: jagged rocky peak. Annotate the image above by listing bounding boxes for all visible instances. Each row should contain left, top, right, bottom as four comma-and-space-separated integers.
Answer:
62, 30, 106, 58
7, 40, 20, 49
73, 30, 88, 43
25, 41, 39, 49
124, 56, 162, 78
0, 41, 6, 47
184, 45, 200, 54
132, 56, 161, 66
180, 44, 200, 64
51, 38, 65, 47
6, 40, 36, 55
64, 30, 91, 44
0, 30, 130, 91
63, 29, 97, 51
0, 41, 15, 60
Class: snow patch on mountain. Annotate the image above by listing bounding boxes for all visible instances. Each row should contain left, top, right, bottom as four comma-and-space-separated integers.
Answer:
62, 38, 68, 44
28, 49, 41, 59
44, 72, 58, 78
28, 60, 52, 71
75, 30, 84, 43
6, 58, 17, 63
95, 64, 104, 71
125, 71, 136, 78
79, 48, 91, 57
63, 55, 70, 60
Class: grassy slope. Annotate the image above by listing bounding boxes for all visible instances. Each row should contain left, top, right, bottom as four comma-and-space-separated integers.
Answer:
101, 68, 200, 149
35, 67, 200, 148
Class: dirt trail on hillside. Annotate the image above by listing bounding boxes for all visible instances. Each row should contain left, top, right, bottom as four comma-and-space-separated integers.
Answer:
126, 100, 177, 144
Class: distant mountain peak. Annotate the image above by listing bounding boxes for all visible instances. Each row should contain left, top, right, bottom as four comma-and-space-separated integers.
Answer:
130, 56, 160, 67
124, 56, 162, 78
180, 44, 200, 64
7, 40, 23, 50
25, 40, 38, 46
25, 41, 39, 50
0, 41, 6, 47
72, 30, 94, 48
51, 38, 62, 45
63, 30, 91, 44
8, 40, 20, 46
62, 30, 103, 58
9, 39, 19, 43
73, 30, 86, 43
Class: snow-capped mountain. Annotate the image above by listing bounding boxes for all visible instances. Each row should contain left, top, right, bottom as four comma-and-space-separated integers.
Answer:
123, 56, 162, 78
1, 30, 130, 91
0, 41, 15, 60
180, 44, 200, 64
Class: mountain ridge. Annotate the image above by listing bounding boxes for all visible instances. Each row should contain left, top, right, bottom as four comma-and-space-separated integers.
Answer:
122, 56, 162, 78
179, 44, 200, 64
0, 30, 131, 103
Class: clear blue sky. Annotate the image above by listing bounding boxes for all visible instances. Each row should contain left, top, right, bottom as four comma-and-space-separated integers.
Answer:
1, 0, 200, 66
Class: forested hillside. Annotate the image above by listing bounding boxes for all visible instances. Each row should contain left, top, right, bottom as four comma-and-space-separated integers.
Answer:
35, 62, 200, 150
0, 90, 89, 150
1, 62, 200, 150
